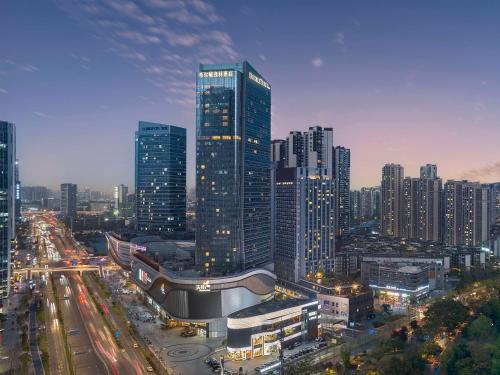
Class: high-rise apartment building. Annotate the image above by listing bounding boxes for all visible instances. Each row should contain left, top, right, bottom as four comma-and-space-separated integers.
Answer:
350, 190, 361, 223
195, 62, 271, 274
418, 176, 442, 242
60, 183, 77, 219
420, 164, 438, 179
381, 164, 404, 237
135, 121, 186, 233
0, 121, 15, 300
444, 180, 489, 247
305, 126, 334, 175
275, 167, 335, 282
334, 146, 351, 236
360, 187, 381, 221
286, 131, 305, 168
14, 159, 20, 222
402, 177, 419, 239
114, 184, 128, 217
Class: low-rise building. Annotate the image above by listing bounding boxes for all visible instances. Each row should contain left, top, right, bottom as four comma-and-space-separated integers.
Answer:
226, 299, 319, 360
361, 262, 431, 300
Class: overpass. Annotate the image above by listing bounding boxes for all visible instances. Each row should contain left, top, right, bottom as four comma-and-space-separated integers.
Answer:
13, 264, 117, 279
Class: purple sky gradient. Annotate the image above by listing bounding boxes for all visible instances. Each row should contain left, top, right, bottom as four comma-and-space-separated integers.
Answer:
1, 0, 500, 192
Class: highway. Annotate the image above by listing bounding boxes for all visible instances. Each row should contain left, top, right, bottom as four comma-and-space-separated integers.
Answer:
43, 273, 71, 375
28, 300, 46, 375
35, 213, 153, 375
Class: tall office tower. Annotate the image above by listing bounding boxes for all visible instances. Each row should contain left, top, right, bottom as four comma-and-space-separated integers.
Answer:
14, 159, 21, 222
195, 62, 271, 274
114, 184, 128, 216
305, 126, 334, 175
350, 190, 361, 223
420, 164, 438, 179
402, 177, 419, 239
0, 121, 15, 300
60, 183, 77, 219
285, 131, 305, 168
275, 168, 335, 282
334, 146, 351, 236
381, 164, 404, 237
418, 176, 443, 242
135, 121, 186, 233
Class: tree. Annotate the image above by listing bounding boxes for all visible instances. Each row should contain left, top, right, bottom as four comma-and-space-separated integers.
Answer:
424, 299, 468, 334
340, 346, 352, 370
467, 314, 495, 340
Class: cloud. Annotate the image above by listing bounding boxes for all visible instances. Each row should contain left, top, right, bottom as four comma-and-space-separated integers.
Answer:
311, 57, 323, 68
461, 162, 500, 181
116, 30, 161, 44
33, 111, 49, 118
55, 0, 238, 106
335, 31, 345, 45
259, 54, 266, 61
0, 88, 7, 94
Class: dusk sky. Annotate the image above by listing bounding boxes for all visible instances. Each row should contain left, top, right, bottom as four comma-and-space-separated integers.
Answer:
2, 0, 500, 192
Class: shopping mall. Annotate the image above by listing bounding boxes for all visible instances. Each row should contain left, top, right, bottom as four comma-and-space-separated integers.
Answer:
131, 251, 277, 337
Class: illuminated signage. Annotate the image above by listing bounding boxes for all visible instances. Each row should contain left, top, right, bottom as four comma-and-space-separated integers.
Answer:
138, 269, 151, 285
199, 70, 233, 78
131, 243, 147, 253
195, 280, 211, 292
248, 72, 270, 90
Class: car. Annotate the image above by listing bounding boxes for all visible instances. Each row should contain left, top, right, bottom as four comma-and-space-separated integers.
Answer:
146, 366, 154, 372
293, 341, 302, 348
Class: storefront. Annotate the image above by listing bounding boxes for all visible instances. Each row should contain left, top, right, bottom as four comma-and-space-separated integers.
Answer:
226, 299, 319, 360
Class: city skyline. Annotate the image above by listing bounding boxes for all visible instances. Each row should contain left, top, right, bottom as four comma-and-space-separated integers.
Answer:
2, 0, 500, 192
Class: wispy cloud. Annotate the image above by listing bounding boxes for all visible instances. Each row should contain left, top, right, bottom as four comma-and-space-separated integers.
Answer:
33, 111, 49, 118
54, 0, 238, 105
334, 31, 345, 45
312, 57, 324, 68
1, 59, 39, 73
461, 162, 500, 181
0, 88, 7, 94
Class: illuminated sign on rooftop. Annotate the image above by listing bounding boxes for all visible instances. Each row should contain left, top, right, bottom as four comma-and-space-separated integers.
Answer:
248, 72, 270, 90
199, 70, 234, 78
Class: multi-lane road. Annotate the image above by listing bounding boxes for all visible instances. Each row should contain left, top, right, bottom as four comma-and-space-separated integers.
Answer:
35, 213, 153, 375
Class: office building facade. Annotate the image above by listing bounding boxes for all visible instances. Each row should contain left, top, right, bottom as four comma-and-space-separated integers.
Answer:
195, 62, 271, 274
60, 183, 77, 219
0, 121, 15, 299
275, 167, 335, 282
135, 122, 186, 233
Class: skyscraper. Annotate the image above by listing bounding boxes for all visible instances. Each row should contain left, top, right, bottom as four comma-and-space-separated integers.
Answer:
402, 177, 419, 239
305, 126, 334, 176
286, 131, 305, 168
114, 184, 128, 217
60, 183, 77, 219
420, 164, 438, 179
14, 159, 20, 222
195, 61, 271, 274
418, 174, 442, 242
334, 146, 351, 236
275, 167, 335, 282
135, 121, 186, 233
444, 180, 488, 247
381, 164, 404, 237
0, 121, 15, 299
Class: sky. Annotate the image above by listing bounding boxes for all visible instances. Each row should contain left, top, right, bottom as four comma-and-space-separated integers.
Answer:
1, 0, 500, 192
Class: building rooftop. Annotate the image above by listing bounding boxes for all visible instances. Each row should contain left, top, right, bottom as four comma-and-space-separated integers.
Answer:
228, 298, 316, 319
